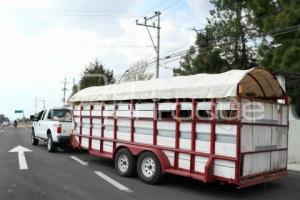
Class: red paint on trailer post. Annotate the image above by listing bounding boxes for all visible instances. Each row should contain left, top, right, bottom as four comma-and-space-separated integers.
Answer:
204, 156, 214, 182
285, 95, 290, 170
205, 99, 216, 182
130, 100, 134, 142
236, 98, 242, 182
113, 102, 117, 151
174, 98, 180, 169
190, 99, 197, 173
89, 104, 93, 150
100, 103, 104, 152
210, 99, 216, 155
79, 104, 83, 145
153, 99, 158, 145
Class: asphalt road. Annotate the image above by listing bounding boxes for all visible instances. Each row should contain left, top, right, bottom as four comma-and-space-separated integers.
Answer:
1, 126, 300, 200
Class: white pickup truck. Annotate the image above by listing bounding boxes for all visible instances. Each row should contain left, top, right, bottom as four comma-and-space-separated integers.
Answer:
31, 107, 73, 152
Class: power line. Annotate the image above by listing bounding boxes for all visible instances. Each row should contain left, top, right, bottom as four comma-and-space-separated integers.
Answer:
143, 23, 300, 72
161, 25, 300, 70
115, 14, 300, 80
164, 25, 300, 61
0, 10, 140, 17
0, 8, 150, 13
163, 0, 189, 17
100, 0, 191, 63
271, 27, 300, 36
99, 1, 168, 62
0, 8, 156, 17
2, 43, 154, 48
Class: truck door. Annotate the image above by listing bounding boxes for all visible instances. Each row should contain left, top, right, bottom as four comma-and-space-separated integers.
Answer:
40, 110, 50, 138
35, 110, 45, 137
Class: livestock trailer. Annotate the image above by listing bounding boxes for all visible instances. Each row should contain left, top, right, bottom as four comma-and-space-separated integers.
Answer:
69, 67, 289, 188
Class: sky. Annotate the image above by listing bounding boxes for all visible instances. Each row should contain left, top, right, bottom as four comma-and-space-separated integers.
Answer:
0, 0, 213, 120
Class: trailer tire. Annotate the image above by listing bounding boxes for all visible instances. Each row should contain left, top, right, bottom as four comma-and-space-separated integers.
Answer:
137, 151, 163, 184
47, 133, 57, 152
115, 148, 136, 177
31, 129, 39, 146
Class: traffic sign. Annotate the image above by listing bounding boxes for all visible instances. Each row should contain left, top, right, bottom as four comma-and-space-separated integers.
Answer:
14, 110, 24, 114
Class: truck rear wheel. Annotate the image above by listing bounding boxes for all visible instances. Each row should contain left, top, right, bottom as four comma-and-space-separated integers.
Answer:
115, 148, 136, 177
137, 152, 163, 184
31, 129, 39, 146
47, 134, 57, 152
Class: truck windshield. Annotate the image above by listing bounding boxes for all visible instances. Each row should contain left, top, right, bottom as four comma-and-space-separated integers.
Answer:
48, 109, 72, 122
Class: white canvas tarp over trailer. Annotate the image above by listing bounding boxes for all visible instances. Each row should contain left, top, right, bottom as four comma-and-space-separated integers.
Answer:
69, 67, 284, 103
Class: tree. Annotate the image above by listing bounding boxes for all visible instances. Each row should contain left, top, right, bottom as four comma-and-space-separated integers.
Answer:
173, 30, 230, 76
249, 0, 300, 102
0, 114, 4, 124
208, 0, 261, 69
121, 60, 153, 82
71, 59, 115, 96
174, 0, 260, 76
250, 0, 300, 72
0, 114, 9, 124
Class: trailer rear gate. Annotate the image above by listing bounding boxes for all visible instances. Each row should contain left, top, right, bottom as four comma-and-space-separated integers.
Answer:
70, 67, 288, 188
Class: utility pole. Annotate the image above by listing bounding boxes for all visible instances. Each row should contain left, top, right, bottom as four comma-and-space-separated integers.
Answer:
118, 69, 129, 83
136, 11, 161, 79
34, 96, 37, 114
39, 99, 45, 109
61, 78, 69, 106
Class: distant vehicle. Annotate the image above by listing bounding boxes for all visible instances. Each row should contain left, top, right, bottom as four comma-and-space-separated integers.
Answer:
13, 120, 17, 127
31, 108, 73, 152
2, 121, 10, 126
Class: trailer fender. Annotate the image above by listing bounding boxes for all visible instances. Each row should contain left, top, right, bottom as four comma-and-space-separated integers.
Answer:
114, 144, 171, 173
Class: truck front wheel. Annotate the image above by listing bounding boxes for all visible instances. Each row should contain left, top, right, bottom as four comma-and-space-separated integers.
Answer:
115, 148, 136, 177
137, 152, 163, 184
47, 134, 57, 152
31, 129, 39, 146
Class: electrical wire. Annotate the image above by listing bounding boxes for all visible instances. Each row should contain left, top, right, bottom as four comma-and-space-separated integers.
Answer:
120, 23, 300, 74
163, 0, 189, 17
99, 1, 169, 62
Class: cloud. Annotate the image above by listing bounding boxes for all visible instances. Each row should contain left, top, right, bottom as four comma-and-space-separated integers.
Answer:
0, 0, 213, 119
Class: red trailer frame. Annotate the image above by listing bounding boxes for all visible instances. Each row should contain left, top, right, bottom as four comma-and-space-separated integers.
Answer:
70, 95, 289, 188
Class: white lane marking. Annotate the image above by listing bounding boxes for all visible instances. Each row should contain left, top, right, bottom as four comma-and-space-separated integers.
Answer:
0, 130, 4, 133
94, 171, 133, 193
9, 146, 32, 170
70, 156, 89, 166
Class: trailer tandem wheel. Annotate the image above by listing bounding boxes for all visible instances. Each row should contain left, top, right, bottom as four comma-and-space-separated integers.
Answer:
137, 151, 163, 184
115, 148, 136, 177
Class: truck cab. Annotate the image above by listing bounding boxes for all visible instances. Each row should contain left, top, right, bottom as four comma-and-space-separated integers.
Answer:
31, 108, 73, 152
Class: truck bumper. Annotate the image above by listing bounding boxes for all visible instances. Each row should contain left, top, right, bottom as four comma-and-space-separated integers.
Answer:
57, 136, 70, 144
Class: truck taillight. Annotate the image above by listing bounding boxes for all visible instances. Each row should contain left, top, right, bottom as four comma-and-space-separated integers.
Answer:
57, 124, 62, 134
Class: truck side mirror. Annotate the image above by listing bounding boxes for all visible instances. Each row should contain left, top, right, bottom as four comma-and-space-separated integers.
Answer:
30, 115, 38, 122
